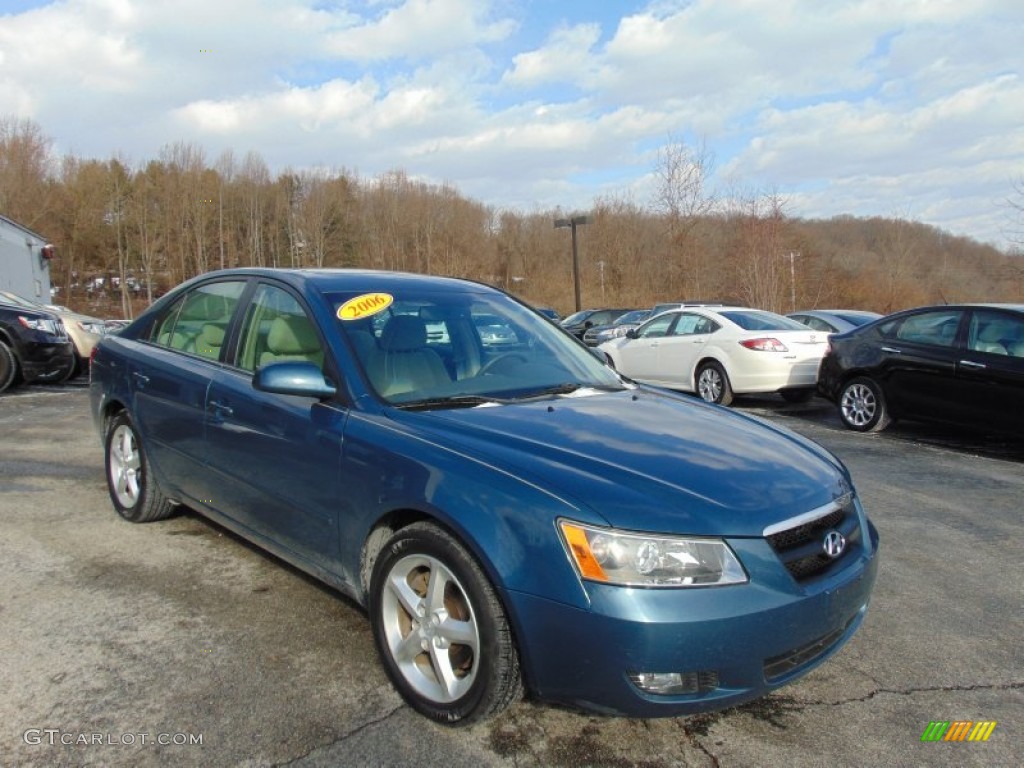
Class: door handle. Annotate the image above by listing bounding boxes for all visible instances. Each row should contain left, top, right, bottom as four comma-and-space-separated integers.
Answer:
208, 399, 234, 417
959, 360, 986, 369
132, 371, 150, 386
880, 346, 902, 354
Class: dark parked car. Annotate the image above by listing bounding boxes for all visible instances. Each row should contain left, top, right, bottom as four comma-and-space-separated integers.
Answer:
787, 309, 883, 335
90, 268, 877, 724
818, 303, 1024, 434
582, 309, 651, 346
0, 300, 76, 392
560, 307, 637, 339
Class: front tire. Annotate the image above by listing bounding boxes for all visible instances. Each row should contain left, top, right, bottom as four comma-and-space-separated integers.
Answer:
696, 361, 734, 405
105, 411, 175, 522
838, 376, 892, 432
369, 522, 522, 725
0, 341, 17, 393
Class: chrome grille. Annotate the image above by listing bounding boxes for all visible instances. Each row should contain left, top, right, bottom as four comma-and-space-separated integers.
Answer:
766, 498, 861, 583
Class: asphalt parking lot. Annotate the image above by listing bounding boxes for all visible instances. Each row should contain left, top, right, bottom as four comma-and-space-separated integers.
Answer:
1, 380, 1021, 768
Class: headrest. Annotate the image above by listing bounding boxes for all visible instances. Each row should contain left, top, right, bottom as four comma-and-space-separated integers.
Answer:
180, 292, 231, 321
197, 323, 225, 344
267, 316, 320, 354
380, 315, 427, 351
978, 321, 1010, 342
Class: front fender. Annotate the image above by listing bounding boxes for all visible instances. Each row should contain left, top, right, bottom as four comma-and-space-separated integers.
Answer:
339, 411, 600, 612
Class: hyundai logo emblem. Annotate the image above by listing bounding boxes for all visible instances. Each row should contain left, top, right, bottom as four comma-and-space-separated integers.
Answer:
822, 530, 846, 559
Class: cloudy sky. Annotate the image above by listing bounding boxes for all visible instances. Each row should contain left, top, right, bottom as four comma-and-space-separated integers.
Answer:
1, 0, 1022, 249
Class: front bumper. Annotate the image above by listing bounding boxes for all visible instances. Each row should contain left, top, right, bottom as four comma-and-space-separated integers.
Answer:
18, 339, 75, 382
508, 521, 879, 717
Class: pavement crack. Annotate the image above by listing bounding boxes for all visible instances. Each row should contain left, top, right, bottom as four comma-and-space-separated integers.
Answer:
799, 680, 1024, 708
272, 702, 406, 767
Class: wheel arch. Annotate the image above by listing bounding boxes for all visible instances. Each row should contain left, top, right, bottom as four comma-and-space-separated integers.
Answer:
358, 506, 533, 690
100, 397, 129, 435
694, 354, 729, 387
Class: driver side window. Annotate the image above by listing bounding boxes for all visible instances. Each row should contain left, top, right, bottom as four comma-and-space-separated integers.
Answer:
639, 313, 676, 339
235, 284, 324, 373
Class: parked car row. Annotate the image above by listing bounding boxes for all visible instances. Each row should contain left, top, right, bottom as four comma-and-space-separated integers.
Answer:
0, 289, 113, 393
568, 297, 1021, 440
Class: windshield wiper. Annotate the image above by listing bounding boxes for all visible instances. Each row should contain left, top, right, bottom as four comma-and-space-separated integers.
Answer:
509, 382, 627, 401
395, 395, 510, 411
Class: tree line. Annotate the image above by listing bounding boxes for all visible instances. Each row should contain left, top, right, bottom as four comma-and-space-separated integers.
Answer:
2, 116, 1020, 320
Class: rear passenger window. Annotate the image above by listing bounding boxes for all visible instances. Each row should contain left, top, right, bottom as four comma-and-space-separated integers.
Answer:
151, 281, 246, 359
968, 311, 1024, 357
895, 310, 962, 348
235, 284, 324, 373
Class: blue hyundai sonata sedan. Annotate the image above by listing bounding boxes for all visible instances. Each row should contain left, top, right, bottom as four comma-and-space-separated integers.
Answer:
90, 268, 878, 725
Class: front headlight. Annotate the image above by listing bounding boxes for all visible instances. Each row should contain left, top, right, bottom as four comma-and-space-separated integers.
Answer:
17, 315, 59, 335
559, 520, 748, 587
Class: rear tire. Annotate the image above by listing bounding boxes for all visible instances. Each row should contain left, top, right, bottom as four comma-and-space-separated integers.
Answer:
0, 341, 17, 393
369, 522, 522, 725
696, 361, 734, 406
838, 376, 891, 432
105, 411, 175, 522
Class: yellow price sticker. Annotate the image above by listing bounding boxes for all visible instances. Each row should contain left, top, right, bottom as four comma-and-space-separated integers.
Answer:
337, 292, 394, 321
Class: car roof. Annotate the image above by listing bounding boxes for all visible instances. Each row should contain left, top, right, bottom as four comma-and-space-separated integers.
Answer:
888, 303, 1024, 314
176, 267, 503, 297
791, 309, 880, 316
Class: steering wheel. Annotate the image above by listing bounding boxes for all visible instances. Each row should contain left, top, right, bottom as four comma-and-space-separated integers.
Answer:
478, 353, 529, 376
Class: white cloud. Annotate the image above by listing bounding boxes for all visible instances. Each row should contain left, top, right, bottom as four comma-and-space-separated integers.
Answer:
324, 0, 516, 61
502, 23, 601, 87
0, 0, 1020, 247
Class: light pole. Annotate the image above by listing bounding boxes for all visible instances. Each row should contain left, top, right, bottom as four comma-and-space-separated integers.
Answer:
554, 214, 589, 312
787, 251, 798, 312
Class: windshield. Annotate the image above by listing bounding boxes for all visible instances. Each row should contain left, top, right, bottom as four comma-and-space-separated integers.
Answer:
560, 309, 595, 326
329, 289, 626, 407
833, 311, 881, 326
720, 310, 810, 331
0, 290, 39, 309
615, 310, 650, 325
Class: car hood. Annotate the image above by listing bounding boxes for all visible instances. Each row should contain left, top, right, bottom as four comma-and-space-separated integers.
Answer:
389, 389, 851, 537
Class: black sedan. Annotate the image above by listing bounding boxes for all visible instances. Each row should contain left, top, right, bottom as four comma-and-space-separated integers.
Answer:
560, 308, 637, 339
0, 300, 76, 391
818, 303, 1024, 435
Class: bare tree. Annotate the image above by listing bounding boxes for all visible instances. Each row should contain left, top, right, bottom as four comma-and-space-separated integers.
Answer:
0, 117, 55, 229
651, 135, 716, 298
1007, 175, 1024, 253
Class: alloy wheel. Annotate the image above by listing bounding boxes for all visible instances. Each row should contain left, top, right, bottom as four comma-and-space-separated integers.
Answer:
379, 553, 480, 704
109, 424, 142, 508
840, 382, 877, 427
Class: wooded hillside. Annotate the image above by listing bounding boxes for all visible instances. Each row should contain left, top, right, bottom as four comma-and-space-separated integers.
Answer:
2, 117, 1020, 320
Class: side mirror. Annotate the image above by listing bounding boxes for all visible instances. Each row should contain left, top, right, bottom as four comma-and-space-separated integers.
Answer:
253, 362, 337, 399
625, 328, 638, 339
583, 320, 594, 328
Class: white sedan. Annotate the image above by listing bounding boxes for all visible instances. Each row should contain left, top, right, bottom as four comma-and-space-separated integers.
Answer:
599, 306, 829, 405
